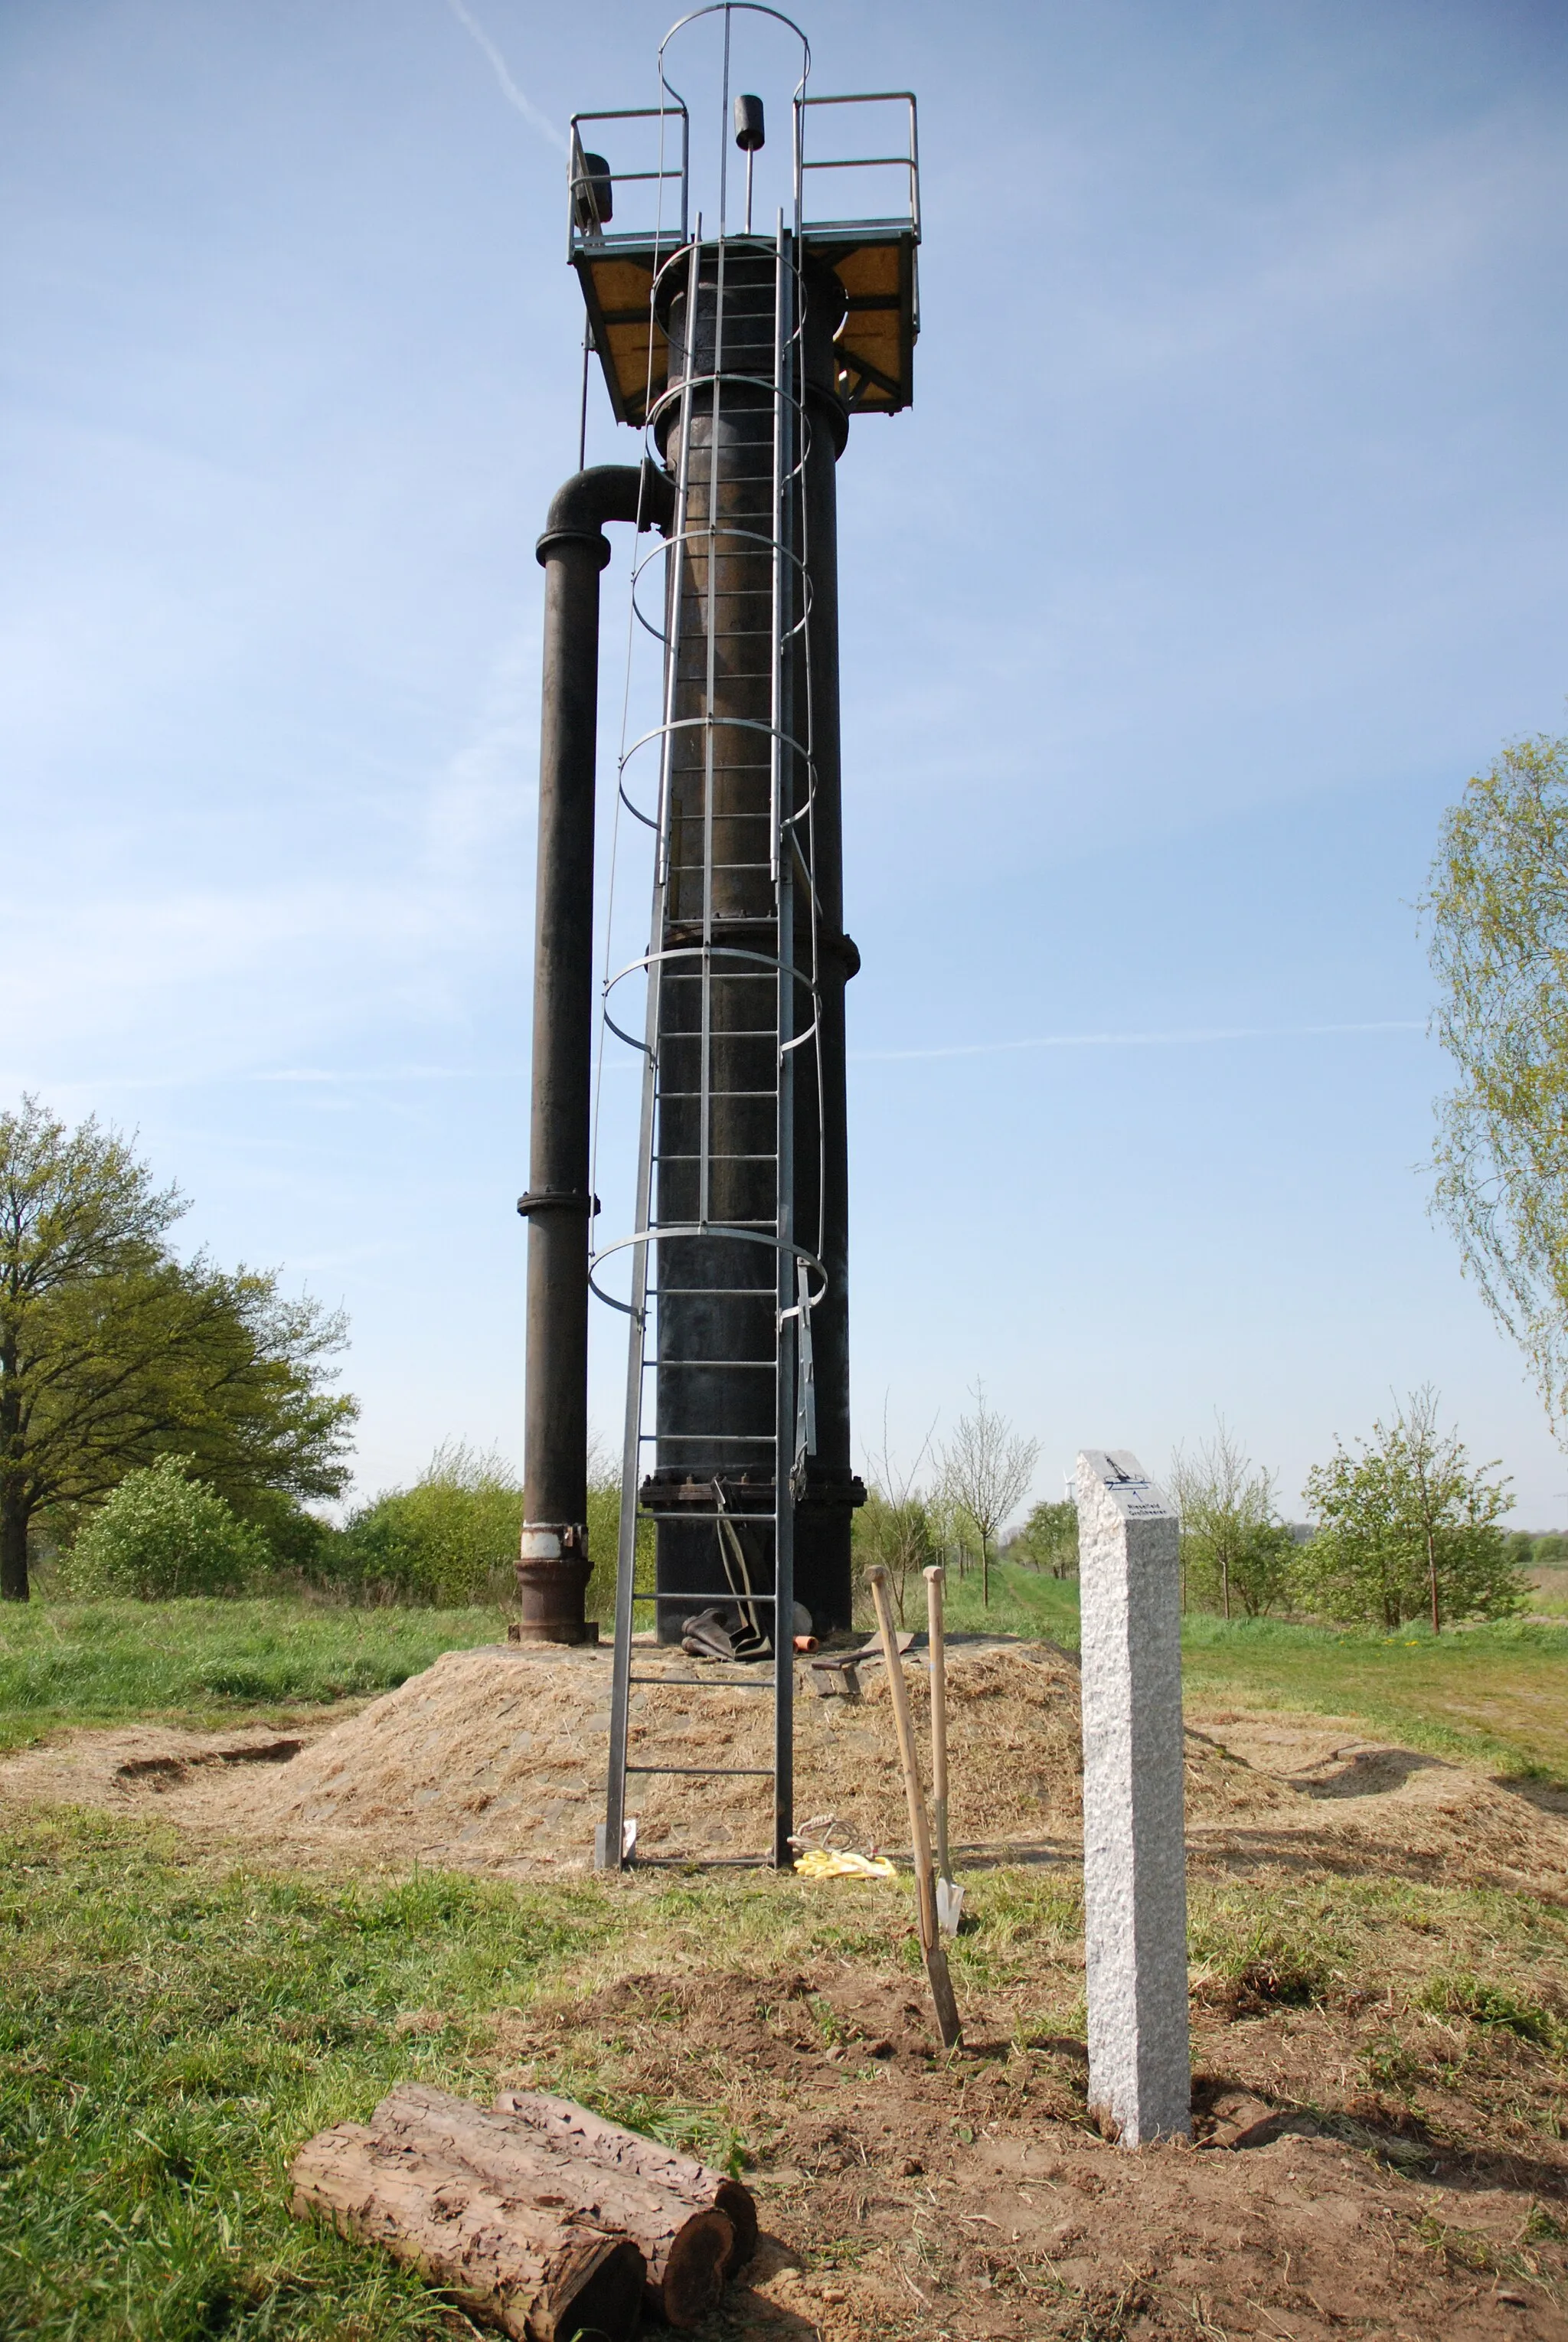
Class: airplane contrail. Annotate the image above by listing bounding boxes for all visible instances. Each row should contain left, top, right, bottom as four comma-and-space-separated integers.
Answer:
19, 1020, 1423, 1096
443, 0, 567, 152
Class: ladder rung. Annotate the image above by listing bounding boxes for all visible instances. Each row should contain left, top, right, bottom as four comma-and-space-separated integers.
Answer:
632, 1588, 778, 1601
644, 1359, 776, 1370
619, 1852, 780, 1870
626, 1674, 777, 1690
642, 1432, 776, 1443
625, 1765, 774, 1778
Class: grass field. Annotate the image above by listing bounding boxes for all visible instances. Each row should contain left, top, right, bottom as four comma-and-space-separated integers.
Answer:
0, 1596, 511, 1754
6, 1799, 1568, 2341
5, 1579, 1568, 2337
948, 1561, 1568, 1781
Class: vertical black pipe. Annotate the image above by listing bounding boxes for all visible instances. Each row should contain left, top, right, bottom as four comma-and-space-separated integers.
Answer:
517, 465, 670, 1645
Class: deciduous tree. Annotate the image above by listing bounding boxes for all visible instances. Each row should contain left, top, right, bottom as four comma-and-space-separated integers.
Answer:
857, 1406, 939, 1625
939, 1382, 1040, 1608
1426, 730, 1568, 1434
1299, 1387, 1520, 1632
1010, 1497, 1078, 1578
1169, 1418, 1293, 1619
1, 1096, 356, 1600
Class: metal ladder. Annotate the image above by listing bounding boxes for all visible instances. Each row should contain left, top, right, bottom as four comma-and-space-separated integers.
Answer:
594, 217, 823, 1870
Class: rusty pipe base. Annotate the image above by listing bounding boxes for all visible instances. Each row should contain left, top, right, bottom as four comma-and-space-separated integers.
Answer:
514, 1526, 594, 1645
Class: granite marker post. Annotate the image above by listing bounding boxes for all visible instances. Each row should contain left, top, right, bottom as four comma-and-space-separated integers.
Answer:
1075, 1449, 1191, 2144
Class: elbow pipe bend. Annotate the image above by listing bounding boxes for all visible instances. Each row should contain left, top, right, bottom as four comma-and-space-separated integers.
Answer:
537, 459, 675, 567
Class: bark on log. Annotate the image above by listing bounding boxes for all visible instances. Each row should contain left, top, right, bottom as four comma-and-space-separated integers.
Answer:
371, 2084, 735, 2327
493, 2089, 758, 2273
288, 2122, 644, 2342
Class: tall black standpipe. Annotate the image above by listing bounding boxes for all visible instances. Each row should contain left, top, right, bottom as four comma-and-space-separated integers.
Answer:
642, 246, 863, 1641
644, 247, 783, 1639
516, 462, 671, 1645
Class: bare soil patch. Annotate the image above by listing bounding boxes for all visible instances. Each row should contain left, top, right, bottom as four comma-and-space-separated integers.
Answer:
500, 1963, 1568, 2340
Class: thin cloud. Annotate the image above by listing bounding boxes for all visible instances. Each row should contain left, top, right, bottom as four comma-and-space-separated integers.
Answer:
851, 1019, 1425, 1063
21, 1019, 1426, 1096
443, 0, 567, 152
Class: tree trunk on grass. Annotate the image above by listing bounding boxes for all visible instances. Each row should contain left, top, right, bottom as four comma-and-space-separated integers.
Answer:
289, 2123, 645, 2342
0, 1488, 30, 1603
493, 2088, 757, 2271
1, 1350, 30, 1602
291, 2083, 745, 2331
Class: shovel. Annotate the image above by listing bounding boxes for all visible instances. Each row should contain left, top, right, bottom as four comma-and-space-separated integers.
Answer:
867, 1566, 962, 2049
923, 1564, 964, 1937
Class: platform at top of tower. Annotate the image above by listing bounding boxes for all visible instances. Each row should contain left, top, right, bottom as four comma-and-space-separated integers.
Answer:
572, 225, 917, 431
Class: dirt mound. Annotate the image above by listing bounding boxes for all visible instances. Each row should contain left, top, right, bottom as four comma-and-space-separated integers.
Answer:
0, 1720, 312, 1808
198, 1638, 1297, 1872
0, 1638, 1288, 1874
8, 1652, 1565, 1898
1188, 1710, 1568, 1899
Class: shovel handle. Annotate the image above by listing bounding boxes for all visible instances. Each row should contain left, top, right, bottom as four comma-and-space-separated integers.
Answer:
923, 1563, 952, 1888
868, 1566, 962, 2048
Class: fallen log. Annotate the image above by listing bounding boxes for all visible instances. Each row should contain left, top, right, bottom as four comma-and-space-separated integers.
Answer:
348, 2083, 736, 2326
289, 2120, 644, 2342
493, 2087, 759, 2272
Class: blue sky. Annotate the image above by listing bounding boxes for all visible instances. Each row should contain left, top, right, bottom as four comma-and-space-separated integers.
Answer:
3, 0, 1566, 1522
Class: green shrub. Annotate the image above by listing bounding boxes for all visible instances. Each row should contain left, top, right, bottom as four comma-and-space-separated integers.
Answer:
314, 1439, 652, 1616
64, 1458, 271, 1599
585, 1441, 655, 1626
326, 1442, 523, 1605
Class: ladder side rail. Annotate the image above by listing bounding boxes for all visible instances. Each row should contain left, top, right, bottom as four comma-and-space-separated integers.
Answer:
770, 217, 798, 1869
697, 231, 730, 1232
602, 231, 703, 1873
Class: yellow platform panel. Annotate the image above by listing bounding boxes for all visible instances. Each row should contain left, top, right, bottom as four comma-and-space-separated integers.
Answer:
573, 228, 916, 430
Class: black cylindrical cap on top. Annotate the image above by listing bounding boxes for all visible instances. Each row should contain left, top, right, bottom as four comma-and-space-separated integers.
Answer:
733, 93, 765, 151
573, 150, 613, 229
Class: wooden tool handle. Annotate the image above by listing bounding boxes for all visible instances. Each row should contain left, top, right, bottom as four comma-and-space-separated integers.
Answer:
867, 1566, 962, 2047
923, 1563, 952, 1887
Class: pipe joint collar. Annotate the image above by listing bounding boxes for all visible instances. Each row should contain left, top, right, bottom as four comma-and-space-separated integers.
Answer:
535, 527, 614, 570
519, 1522, 587, 1562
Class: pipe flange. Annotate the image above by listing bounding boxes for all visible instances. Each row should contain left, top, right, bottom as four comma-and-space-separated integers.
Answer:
535, 527, 615, 570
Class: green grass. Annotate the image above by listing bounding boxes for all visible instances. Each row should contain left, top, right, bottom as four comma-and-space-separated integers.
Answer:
1179, 1609, 1568, 1779
0, 1807, 614, 2340
0, 1598, 511, 1753
5, 1809, 1567, 2337
943, 1563, 1568, 1781
937, 1560, 1083, 1643
0, 1811, 1076, 2340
